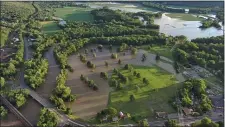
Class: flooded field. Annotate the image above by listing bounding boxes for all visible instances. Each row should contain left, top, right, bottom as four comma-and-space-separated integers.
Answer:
19, 97, 43, 125
36, 47, 60, 99
0, 109, 24, 126
65, 45, 184, 119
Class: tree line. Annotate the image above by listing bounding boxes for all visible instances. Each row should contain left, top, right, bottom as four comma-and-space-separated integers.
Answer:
50, 69, 75, 114
24, 58, 48, 89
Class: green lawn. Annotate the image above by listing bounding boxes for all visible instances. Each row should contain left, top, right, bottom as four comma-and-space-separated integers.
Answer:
41, 21, 62, 35
108, 65, 179, 120
141, 45, 173, 60
166, 13, 204, 21
54, 7, 94, 22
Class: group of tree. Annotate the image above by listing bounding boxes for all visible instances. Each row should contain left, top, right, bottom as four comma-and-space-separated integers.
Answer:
1, 2, 35, 23
80, 74, 98, 90
200, 19, 221, 29
0, 106, 8, 119
96, 107, 118, 123
173, 36, 224, 81
51, 69, 75, 114
89, 35, 167, 46
138, 119, 149, 127
65, 21, 160, 39
1, 32, 24, 79
191, 117, 223, 127
24, 58, 48, 89
142, 1, 223, 14
37, 108, 59, 127
6, 89, 30, 108
179, 79, 212, 113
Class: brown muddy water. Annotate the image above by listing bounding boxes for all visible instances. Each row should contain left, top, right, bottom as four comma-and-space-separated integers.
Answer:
36, 47, 60, 100
18, 97, 43, 125
0, 108, 25, 126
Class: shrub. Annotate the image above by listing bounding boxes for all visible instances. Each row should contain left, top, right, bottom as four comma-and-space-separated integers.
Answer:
111, 53, 117, 59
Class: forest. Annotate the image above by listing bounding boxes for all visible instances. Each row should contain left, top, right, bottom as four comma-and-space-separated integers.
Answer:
173, 36, 224, 81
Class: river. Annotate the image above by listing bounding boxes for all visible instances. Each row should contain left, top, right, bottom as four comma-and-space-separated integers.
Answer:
85, 2, 223, 40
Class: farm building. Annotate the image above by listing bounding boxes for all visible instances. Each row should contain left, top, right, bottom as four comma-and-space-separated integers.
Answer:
59, 20, 67, 26
155, 112, 168, 118
182, 107, 193, 116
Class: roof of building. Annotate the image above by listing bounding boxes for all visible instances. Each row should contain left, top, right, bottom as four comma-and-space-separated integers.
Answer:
182, 107, 193, 115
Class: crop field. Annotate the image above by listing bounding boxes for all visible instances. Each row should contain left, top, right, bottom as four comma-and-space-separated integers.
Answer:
109, 65, 179, 120
54, 7, 94, 22
41, 21, 62, 35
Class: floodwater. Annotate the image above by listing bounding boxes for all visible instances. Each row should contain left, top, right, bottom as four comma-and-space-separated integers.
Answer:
154, 13, 224, 40
66, 45, 123, 119
65, 45, 184, 119
19, 97, 42, 125
36, 47, 60, 99
86, 2, 223, 40
0, 108, 25, 126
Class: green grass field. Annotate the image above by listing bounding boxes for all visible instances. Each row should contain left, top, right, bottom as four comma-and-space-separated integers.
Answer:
141, 45, 173, 60
108, 65, 179, 120
54, 7, 94, 22
41, 21, 62, 35
166, 13, 204, 21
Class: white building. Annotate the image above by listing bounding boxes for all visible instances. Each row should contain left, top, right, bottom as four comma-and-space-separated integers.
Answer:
59, 20, 67, 26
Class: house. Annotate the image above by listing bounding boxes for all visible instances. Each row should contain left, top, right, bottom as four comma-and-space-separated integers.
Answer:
119, 111, 124, 118
59, 20, 67, 26
155, 112, 168, 118
12, 37, 19, 42
182, 107, 193, 116
112, 116, 119, 122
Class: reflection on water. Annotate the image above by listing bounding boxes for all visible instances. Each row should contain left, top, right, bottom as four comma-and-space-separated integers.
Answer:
86, 2, 223, 40
154, 13, 224, 40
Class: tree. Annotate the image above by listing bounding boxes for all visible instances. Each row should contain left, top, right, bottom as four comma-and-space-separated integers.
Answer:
109, 44, 113, 51
107, 107, 117, 116
124, 64, 130, 70
93, 53, 96, 58
139, 119, 149, 127
130, 94, 136, 101
155, 54, 160, 60
85, 49, 88, 54
113, 68, 118, 74
111, 53, 117, 59
0, 77, 5, 88
143, 78, 149, 85
136, 73, 141, 78
37, 108, 59, 127
133, 71, 137, 76
105, 61, 109, 67
80, 74, 85, 81
97, 45, 103, 52
0, 106, 7, 119
164, 119, 178, 127
118, 59, 121, 64
131, 47, 137, 55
